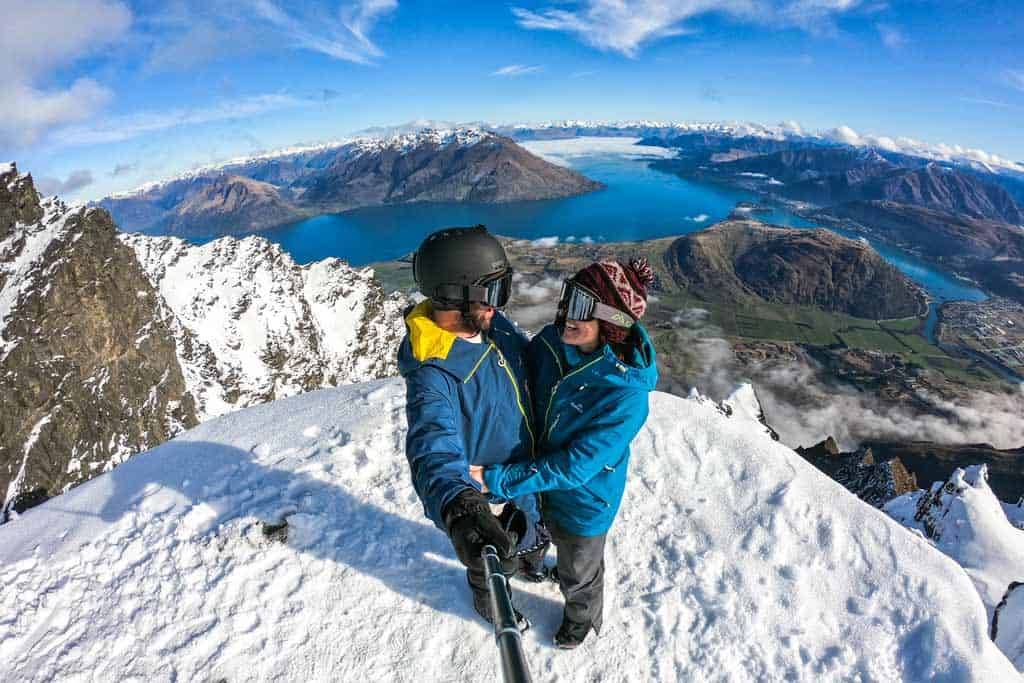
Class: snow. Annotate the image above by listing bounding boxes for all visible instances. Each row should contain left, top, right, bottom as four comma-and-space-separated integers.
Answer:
103, 128, 494, 201
995, 585, 1024, 671
520, 137, 678, 167
885, 466, 1024, 625
120, 232, 407, 419
0, 197, 76, 359
508, 120, 1024, 174
1, 381, 1017, 681
3, 413, 53, 508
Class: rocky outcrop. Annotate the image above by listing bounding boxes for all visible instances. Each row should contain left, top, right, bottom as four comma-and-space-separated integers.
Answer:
665, 220, 927, 319
861, 440, 1024, 504
2, 164, 410, 517
795, 437, 917, 507
1, 164, 197, 514
100, 129, 603, 237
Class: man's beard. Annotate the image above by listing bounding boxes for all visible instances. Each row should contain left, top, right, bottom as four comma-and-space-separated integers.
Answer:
462, 309, 492, 333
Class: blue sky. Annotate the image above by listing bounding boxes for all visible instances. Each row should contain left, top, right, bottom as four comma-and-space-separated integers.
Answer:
3, 0, 1023, 200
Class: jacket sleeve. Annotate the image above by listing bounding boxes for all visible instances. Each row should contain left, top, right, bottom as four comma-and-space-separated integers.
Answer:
484, 390, 650, 500
404, 366, 472, 530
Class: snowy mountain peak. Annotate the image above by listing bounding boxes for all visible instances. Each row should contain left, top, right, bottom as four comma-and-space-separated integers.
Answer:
886, 465, 1024, 628
0, 381, 1018, 680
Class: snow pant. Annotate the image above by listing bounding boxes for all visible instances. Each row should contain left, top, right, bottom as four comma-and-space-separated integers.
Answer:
549, 519, 608, 633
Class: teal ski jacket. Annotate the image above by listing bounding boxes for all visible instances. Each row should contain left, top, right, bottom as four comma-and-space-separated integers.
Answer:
484, 323, 658, 536
397, 301, 539, 535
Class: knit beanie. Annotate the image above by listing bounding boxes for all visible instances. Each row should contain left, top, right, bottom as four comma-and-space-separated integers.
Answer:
571, 258, 654, 344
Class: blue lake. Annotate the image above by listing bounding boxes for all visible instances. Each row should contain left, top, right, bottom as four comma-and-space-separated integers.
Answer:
209, 142, 987, 316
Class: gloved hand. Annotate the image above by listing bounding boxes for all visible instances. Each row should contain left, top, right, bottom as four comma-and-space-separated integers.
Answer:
443, 489, 515, 566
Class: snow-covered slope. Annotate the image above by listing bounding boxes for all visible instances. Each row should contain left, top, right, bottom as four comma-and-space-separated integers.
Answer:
1, 381, 1017, 681
121, 233, 408, 419
885, 466, 1024, 619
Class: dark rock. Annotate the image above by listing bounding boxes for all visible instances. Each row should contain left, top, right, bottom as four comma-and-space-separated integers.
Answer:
795, 438, 918, 507
1, 167, 199, 514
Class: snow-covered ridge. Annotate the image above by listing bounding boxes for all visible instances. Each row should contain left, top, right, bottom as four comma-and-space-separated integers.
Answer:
103, 128, 499, 201
886, 465, 1024, 619
120, 232, 409, 420
503, 119, 1024, 174
0, 381, 1018, 680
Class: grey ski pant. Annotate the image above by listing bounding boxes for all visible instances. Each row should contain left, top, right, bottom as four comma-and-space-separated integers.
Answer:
549, 519, 608, 633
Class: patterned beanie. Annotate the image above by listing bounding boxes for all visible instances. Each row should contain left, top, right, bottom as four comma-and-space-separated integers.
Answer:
572, 258, 655, 344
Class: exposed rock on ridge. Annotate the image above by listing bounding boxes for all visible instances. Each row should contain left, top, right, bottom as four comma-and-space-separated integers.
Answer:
1, 163, 197, 514
2, 165, 410, 516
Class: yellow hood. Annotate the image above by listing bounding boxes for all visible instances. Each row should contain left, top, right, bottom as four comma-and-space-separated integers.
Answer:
405, 300, 457, 362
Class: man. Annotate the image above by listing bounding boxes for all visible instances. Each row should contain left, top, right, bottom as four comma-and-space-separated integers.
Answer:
397, 225, 548, 631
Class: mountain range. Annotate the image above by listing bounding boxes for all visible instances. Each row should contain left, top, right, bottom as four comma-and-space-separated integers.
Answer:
98, 129, 602, 237
1, 164, 408, 515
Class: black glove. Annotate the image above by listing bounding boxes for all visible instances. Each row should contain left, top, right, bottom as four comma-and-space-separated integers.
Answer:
443, 489, 515, 566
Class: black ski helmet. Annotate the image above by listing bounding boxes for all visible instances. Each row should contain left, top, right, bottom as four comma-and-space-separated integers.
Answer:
413, 225, 512, 310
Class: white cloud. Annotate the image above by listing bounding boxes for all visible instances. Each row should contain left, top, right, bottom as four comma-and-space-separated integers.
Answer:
491, 64, 544, 77
145, 1, 398, 72
50, 94, 309, 146
0, 0, 131, 147
1004, 70, 1024, 93
511, 0, 865, 57
687, 214, 710, 222
877, 23, 906, 49
530, 236, 560, 247
36, 170, 95, 197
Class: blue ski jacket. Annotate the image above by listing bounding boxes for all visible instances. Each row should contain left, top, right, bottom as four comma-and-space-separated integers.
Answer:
483, 323, 658, 537
397, 301, 540, 537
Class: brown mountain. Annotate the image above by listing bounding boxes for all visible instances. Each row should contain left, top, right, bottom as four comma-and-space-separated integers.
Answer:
157, 174, 303, 236
820, 200, 1024, 261
299, 132, 603, 209
664, 220, 927, 319
715, 148, 1024, 224
100, 129, 603, 237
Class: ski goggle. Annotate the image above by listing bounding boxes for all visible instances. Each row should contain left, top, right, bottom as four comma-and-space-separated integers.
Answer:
432, 269, 513, 308
556, 280, 635, 328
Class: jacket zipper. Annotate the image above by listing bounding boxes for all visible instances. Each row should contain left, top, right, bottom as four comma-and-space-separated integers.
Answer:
492, 343, 536, 456
542, 355, 603, 444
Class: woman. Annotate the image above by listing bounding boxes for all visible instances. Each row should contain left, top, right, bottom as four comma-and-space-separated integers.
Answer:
471, 258, 658, 649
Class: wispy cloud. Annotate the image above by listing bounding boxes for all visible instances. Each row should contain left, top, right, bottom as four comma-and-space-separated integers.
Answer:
50, 94, 309, 146
959, 96, 1022, 110
511, 1, 866, 57
491, 64, 544, 77
1004, 70, 1024, 93
877, 23, 906, 49
144, 0, 398, 73
0, 0, 131, 147
35, 169, 95, 197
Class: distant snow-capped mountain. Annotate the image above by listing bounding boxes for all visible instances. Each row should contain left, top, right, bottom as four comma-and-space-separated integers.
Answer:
1, 163, 408, 517
99, 128, 602, 236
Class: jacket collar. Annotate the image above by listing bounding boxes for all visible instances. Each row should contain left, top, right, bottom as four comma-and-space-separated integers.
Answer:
398, 300, 495, 381
546, 323, 658, 391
